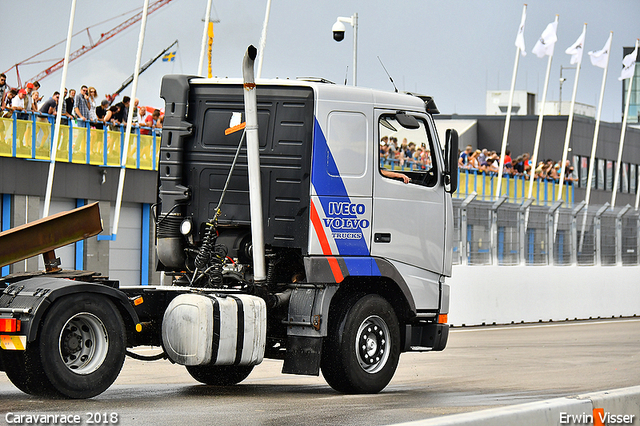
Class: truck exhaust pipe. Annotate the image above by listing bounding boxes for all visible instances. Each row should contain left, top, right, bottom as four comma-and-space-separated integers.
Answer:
242, 45, 267, 286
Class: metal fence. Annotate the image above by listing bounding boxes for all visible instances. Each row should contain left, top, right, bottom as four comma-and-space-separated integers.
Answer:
0, 112, 160, 171
454, 168, 574, 206
454, 197, 639, 267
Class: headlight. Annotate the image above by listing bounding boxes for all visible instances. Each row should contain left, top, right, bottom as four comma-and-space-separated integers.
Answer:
180, 218, 193, 236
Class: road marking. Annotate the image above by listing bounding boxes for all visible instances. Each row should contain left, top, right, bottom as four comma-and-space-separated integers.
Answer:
450, 318, 640, 333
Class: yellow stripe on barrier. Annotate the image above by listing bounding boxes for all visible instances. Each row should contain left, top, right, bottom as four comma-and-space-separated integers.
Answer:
0, 335, 26, 350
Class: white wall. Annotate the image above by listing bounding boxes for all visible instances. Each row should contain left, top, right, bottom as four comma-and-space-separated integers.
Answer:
447, 265, 640, 326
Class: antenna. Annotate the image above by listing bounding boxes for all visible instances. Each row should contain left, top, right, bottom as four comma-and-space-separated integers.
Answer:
344, 66, 349, 85
377, 56, 397, 92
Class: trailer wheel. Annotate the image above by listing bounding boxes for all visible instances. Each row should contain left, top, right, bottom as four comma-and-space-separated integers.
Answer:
37, 293, 127, 398
186, 365, 254, 386
321, 293, 400, 394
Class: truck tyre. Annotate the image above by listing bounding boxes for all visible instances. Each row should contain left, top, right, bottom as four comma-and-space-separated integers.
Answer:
36, 293, 127, 398
186, 365, 254, 386
321, 293, 400, 394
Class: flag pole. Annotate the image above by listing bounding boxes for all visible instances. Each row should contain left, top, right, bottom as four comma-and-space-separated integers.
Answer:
256, 0, 272, 79
112, 0, 150, 239
557, 23, 587, 202
198, 0, 213, 76
528, 16, 558, 201
579, 32, 612, 251
43, 0, 77, 218
616, 38, 639, 209
496, 4, 527, 199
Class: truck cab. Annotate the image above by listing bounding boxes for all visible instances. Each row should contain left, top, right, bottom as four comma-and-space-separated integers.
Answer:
156, 72, 457, 393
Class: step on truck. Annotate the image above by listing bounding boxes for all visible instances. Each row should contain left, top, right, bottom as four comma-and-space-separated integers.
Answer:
0, 46, 458, 398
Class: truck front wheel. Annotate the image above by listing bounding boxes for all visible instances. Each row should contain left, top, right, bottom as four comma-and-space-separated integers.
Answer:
321, 293, 401, 394
37, 293, 126, 398
186, 365, 254, 386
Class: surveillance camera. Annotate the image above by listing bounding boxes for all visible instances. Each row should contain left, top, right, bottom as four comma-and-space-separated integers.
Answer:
332, 21, 346, 42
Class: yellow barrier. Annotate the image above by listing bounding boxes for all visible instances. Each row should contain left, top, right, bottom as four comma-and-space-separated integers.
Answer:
455, 170, 573, 206
0, 117, 160, 171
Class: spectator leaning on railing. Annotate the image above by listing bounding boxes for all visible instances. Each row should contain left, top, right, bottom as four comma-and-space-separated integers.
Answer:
0, 73, 9, 110
2, 89, 17, 118
74, 85, 91, 122
37, 91, 59, 149
65, 89, 75, 120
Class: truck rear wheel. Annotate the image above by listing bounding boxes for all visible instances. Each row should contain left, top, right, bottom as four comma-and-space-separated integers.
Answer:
36, 293, 127, 398
321, 293, 400, 394
186, 365, 254, 386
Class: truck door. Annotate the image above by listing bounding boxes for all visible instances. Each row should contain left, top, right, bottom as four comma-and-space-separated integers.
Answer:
371, 111, 446, 309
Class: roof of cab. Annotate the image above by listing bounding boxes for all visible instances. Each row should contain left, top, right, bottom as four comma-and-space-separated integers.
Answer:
190, 76, 429, 113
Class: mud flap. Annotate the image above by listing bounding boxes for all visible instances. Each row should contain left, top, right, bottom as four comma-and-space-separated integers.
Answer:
282, 336, 323, 376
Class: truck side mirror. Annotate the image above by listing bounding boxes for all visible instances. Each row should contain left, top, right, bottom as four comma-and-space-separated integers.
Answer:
444, 129, 458, 194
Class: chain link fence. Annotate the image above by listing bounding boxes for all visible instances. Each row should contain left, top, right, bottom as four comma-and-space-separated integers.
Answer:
453, 198, 639, 267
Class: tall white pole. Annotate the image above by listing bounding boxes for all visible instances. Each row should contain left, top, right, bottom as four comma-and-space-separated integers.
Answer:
198, 0, 213, 77
527, 16, 558, 200
112, 0, 150, 238
43, 0, 77, 218
584, 32, 613, 209
352, 12, 358, 86
495, 49, 521, 198
256, 0, 272, 79
557, 24, 587, 202
614, 39, 639, 209
579, 32, 612, 251
496, 4, 526, 199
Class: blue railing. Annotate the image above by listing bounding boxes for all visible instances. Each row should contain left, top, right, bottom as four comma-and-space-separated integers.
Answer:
380, 158, 574, 206
455, 168, 574, 206
0, 111, 160, 171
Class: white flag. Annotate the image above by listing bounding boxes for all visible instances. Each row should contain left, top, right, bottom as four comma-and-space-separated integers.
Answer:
532, 21, 558, 58
565, 27, 586, 65
514, 6, 527, 56
619, 43, 638, 81
588, 33, 612, 69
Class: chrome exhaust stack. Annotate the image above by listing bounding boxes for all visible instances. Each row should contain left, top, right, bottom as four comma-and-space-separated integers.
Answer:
242, 45, 267, 286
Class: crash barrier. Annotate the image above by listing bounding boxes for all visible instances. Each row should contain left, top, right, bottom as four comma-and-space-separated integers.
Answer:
391, 385, 640, 426
0, 112, 160, 171
449, 197, 640, 326
447, 265, 640, 326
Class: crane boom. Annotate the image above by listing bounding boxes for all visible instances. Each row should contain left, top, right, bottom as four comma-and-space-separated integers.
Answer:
106, 39, 178, 104
25, 0, 174, 84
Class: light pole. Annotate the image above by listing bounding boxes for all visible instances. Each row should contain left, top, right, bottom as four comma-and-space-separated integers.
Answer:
332, 13, 358, 86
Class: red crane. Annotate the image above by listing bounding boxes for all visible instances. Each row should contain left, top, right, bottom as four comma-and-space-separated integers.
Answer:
4, 0, 174, 87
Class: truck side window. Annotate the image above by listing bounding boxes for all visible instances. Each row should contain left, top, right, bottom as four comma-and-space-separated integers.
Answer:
379, 115, 437, 187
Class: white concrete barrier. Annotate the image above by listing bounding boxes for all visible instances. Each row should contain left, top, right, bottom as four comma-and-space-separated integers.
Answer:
391, 386, 640, 426
447, 265, 640, 326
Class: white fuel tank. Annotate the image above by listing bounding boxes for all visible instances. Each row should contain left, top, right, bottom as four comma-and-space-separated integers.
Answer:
162, 293, 266, 366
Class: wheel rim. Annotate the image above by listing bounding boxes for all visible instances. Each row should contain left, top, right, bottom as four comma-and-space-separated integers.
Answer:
58, 312, 109, 375
355, 315, 390, 374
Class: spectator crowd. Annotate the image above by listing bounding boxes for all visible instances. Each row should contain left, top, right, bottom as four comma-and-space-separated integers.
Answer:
380, 136, 432, 170
0, 73, 163, 133
457, 144, 577, 183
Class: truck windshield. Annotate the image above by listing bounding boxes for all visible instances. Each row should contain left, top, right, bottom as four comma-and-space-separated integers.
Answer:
379, 114, 437, 187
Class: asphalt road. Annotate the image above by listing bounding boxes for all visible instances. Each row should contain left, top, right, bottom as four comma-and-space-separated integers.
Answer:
1, 318, 638, 426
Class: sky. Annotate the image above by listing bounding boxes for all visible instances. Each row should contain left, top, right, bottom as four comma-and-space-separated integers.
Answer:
2, 0, 639, 123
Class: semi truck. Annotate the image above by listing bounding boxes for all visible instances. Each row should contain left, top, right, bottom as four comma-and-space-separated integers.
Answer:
0, 46, 458, 399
